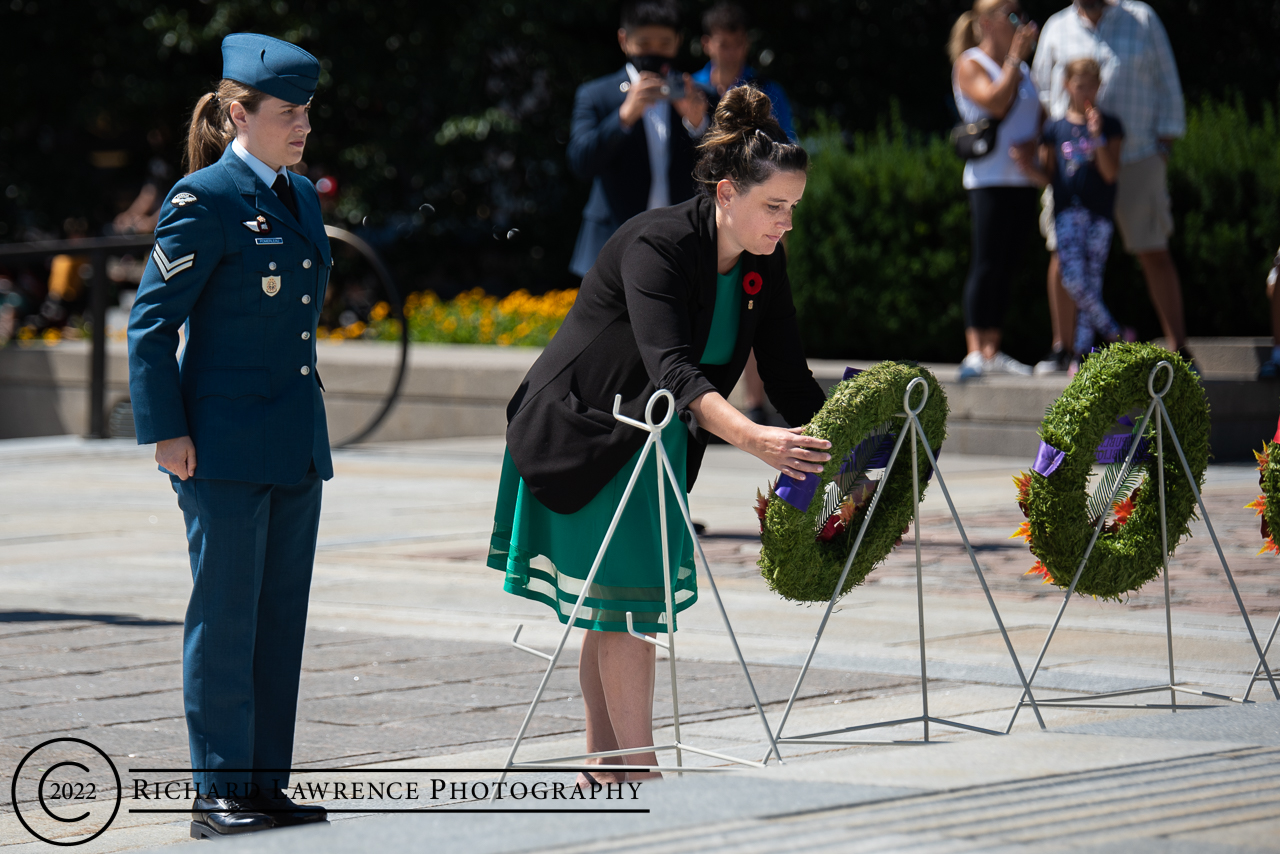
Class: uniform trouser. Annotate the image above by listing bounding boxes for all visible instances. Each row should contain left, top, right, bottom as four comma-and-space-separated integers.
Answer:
171, 466, 323, 796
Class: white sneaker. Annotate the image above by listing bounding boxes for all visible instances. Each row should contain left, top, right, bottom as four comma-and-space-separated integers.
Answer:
958, 351, 985, 380
1033, 348, 1070, 376
985, 351, 1033, 376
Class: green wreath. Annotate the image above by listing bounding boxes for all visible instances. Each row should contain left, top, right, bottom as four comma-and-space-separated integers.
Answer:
1016, 343, 1208, 600
758, 361, 947, 603
1248, 418, 1280, 556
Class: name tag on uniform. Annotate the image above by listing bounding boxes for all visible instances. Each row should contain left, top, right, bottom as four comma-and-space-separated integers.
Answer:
255, 237, 284, 245
262, 275, 282, 296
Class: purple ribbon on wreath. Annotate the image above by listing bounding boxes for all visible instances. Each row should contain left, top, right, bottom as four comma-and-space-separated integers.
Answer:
1032, 415, 1152, 478
774, 367, 937, 512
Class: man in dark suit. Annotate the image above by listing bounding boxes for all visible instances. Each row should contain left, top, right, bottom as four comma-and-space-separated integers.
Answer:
567, 0, 710, 278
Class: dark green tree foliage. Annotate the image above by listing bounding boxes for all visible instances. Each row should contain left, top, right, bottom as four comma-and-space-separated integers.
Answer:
1, 0, 1278, 317
0, 0, 626, 293
1165, 98, 1280, 337
786, 116, 975, 362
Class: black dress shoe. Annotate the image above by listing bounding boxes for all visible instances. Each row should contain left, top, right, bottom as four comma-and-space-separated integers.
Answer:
253, 792, 328, 827
190, 797, 274, 839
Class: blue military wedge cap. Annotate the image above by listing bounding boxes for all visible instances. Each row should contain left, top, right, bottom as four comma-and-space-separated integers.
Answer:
221, 33, 319, 106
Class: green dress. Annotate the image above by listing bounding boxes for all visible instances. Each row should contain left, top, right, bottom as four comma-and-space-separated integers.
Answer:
488, 261, 743, 633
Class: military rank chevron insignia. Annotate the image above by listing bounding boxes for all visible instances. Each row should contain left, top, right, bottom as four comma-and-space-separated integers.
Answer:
151, 244, 196, 281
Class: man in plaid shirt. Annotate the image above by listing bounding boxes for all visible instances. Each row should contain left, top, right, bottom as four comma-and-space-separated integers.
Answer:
1032, 0, 1190, 365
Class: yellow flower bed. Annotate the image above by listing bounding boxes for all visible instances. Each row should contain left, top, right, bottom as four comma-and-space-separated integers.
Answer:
342, 287, 576, 346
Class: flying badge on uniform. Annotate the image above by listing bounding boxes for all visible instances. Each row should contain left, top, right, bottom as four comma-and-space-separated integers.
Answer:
241, 215, 272, 234
171, 192, 197, 207
262, 275, 282, 297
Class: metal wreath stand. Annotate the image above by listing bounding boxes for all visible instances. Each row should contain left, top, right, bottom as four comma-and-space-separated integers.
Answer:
770, 377, 1045, 754
494, 389, 783, 791
1243, 612, 1280, 702
1006, 360, 1280, 731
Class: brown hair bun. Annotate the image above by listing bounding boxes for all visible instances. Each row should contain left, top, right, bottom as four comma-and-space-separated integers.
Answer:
713, 86, 781, 139
694, 85, 807, 197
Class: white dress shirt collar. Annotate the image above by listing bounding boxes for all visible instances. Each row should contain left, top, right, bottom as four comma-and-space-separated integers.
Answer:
625, 63, 672, 211
231, 138, 289, 190
1075, 3, 1111, 30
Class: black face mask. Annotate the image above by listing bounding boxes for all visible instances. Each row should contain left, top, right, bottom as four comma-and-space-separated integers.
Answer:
631, 54, 676, 75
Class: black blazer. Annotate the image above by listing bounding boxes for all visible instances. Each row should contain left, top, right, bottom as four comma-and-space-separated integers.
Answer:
506, 195, 827, 515
566, 67, 701, 277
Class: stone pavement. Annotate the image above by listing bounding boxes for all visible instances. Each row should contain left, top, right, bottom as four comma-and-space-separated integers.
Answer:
0, 435, 1276, 852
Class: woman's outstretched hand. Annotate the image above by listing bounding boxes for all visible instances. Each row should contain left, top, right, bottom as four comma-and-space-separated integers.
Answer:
746, 424, 832, 481
688, 391, 831, 480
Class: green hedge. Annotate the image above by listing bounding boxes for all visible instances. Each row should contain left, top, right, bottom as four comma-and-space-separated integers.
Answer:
789, 99, 1280, 364
1163, 97, 1280, 336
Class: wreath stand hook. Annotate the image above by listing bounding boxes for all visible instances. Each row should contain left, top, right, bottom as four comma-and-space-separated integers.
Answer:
493, 389, 783, 800
767, 373, 1044, 757
1006, 361, 1279, 730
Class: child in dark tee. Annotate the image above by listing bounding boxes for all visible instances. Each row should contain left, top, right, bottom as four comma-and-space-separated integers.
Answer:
1022, 57, 1132, 360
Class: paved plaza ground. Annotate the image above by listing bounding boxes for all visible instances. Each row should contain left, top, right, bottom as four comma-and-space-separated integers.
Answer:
0, 434, 1277, 852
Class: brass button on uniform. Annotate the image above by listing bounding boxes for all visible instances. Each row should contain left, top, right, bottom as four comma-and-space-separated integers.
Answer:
300, 366, 311, 376
301, 331, 310, 340
301, 294, 311, 304
302, 259, 312, 269
268, 261, 277, 271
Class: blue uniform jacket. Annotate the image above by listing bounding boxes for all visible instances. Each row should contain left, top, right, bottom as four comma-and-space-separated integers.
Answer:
566, 67, 703, 278
127, 144, 334, 484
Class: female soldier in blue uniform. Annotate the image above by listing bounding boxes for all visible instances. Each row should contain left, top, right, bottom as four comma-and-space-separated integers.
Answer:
127, 33, 332, 839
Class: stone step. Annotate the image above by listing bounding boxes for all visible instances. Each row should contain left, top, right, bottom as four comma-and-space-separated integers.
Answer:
1156, 336, 1274, 379
1, 340, 1275, 461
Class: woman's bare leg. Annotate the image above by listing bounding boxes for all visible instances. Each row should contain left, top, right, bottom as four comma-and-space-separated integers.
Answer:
598, 630, 662, 780
966, 327, 1002, 360
578, 630, 624, 786
1047, 252, 1077, 351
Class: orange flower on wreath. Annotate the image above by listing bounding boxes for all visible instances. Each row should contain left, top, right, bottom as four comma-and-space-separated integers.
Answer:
1251, 444, 1277, 556
1013, 471, 1032, 518
1024, 560, 1053, 582
1247, 494, 1278, 556
1008, 474, 1054, 581
1110, 495, 1136, 530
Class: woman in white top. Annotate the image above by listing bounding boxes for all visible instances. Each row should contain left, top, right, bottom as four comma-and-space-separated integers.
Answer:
949, 0, 1041, 379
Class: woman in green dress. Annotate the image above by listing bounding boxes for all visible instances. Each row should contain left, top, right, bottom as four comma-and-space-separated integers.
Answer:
490, 86, 831, 783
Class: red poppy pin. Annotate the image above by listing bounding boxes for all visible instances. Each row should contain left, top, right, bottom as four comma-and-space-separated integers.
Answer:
743, 271, 763, 295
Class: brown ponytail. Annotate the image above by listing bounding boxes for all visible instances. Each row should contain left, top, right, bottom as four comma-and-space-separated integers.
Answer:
184, 79, 268, 174
693, 85, 807, 198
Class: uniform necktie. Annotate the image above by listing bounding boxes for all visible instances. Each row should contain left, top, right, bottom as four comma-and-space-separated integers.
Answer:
272, 174, 300, 222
